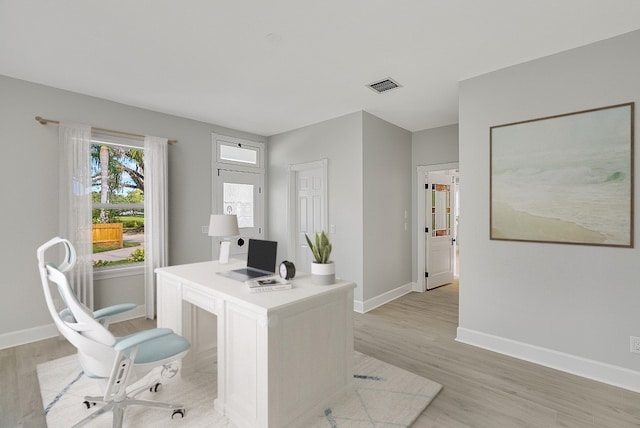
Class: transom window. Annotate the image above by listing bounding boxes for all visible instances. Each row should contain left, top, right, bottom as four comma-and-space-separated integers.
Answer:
219, 144, 258, 165
216, 138, 262, 170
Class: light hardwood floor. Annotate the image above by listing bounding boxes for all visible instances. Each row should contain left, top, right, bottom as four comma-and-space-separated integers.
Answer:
354, 281, 640, 427
0, 317, 156, 428
2, 283, 639, 427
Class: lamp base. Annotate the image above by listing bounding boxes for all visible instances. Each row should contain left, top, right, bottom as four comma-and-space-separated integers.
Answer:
219, 241, 231, 264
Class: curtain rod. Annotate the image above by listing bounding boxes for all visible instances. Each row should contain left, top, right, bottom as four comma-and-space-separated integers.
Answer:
35, 116, 178, 145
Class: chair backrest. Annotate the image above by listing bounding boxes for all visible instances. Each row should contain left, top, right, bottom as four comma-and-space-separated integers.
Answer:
37, 237, 116, 378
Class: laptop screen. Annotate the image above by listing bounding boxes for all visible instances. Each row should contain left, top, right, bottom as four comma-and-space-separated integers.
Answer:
246, 239, 278, 273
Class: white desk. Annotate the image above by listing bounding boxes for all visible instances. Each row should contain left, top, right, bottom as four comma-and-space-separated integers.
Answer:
156, 260, 355, 428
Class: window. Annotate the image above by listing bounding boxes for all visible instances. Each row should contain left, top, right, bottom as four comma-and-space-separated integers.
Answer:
431, 183, 451, 237
215, 136, 262, 170
219, 144, 258, 165
91, 138, 145, 269
223, 182, 255, 228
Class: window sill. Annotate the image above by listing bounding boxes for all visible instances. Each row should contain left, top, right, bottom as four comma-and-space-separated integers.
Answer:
94, 264, 144, 280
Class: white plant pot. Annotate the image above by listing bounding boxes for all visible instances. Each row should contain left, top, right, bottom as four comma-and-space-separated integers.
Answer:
311, 261, 335, 285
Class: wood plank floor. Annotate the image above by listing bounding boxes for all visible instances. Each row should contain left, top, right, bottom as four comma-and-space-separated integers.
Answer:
354, 281, 640, 427
0, 317, 156, 428
2, 282, 639, 427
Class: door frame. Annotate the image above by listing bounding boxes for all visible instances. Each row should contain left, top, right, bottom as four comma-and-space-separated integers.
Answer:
211, 133, 266, 259
287, 159, 328, 264
416, 162, 459, 292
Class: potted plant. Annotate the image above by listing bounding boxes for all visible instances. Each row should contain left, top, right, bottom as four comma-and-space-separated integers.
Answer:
305, 231, 335, 285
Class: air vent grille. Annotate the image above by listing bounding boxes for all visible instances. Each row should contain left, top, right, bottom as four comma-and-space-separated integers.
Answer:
367, 78, 401, 93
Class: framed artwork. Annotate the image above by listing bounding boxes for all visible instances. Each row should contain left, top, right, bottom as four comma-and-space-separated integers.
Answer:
490, 102, 634, 247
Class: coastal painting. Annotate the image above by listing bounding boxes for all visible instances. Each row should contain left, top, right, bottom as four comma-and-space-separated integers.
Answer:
490, 103, 634, 247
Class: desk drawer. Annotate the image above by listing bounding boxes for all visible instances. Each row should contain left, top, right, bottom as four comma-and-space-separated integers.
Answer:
183, 285, 218, 314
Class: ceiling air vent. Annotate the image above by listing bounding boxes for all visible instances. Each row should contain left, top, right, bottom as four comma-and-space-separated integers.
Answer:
367, 78, 401, 94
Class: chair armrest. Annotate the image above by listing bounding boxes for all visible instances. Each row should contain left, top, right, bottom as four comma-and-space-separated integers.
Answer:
93, 303, 137, 320
114, 328, 174, 352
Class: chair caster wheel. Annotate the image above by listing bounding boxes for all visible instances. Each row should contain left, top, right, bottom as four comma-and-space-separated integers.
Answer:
150, 382, 162, 392
172, 409, 185, 419
83, 400, 96, 409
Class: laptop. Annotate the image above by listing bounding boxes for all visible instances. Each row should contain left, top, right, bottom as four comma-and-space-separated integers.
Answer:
219, 239, 278, 282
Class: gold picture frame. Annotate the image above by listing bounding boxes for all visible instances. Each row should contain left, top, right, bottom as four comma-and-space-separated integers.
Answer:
490, 102, 634, 247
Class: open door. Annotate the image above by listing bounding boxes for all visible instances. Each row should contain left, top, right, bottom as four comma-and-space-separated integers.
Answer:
425, 172, 456, 290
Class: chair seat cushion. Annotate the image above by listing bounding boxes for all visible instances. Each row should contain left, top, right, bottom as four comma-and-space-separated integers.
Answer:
116, 332, 191, 365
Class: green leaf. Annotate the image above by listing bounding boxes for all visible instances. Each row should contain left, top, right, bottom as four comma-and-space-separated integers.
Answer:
305, 231, 332, 263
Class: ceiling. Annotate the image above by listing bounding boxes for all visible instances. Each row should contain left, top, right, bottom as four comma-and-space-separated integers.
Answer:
2, 1, 640, 137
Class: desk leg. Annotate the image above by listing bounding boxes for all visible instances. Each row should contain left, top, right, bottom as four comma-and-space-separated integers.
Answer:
157, 276, 183, 333
214, 301, 269, 428
213, 298, 227, 418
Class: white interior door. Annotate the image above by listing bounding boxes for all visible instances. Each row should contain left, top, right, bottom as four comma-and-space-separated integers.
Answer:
289, 160, 328, 272
217, 169, 264, 258
425, 172, 456, 290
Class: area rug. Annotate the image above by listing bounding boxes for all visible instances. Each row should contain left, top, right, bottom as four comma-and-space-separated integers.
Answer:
37, 351, 442, 427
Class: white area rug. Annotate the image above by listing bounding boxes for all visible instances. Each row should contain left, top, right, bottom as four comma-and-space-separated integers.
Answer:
37, 351, 441, 427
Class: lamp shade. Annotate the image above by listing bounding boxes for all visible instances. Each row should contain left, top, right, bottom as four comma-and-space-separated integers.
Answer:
208, 214, 239, 237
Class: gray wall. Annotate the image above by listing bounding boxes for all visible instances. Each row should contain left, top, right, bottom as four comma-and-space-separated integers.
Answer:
412, 124, 459, 166
362, 112, 412, 300
411, 124, 459, 283
94, 275, 145, 309
268, 111, 413, 306
267, 112, 365, 301
458, 30, 640, 375
0, 75, 264, 337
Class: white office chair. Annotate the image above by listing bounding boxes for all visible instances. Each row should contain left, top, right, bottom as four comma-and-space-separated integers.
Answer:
37, 237, 191, 428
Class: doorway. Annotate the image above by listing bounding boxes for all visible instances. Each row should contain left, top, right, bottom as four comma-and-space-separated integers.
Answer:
287, 159, 328, 271
416, 163, 459, 292
211, 133, 265, 259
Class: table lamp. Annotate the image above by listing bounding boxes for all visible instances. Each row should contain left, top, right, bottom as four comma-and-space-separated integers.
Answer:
208, 214, 239, 263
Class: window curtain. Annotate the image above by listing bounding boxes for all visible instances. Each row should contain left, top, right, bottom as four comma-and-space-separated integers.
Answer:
144, 136, 168, 319
58, 123, 94, 308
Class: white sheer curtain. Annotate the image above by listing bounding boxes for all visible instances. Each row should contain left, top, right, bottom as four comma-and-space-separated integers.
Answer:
59, 123, 94, 308
144, 136, 169, 319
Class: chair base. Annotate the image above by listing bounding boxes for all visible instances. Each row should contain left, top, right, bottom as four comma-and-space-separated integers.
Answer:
73, 380, 185, 428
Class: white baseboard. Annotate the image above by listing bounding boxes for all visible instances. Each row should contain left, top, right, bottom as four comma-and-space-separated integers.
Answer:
0, 324, 60, 350
456, 327, 640, 393
353, 283, 413, 314
0, 305, 146, 350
